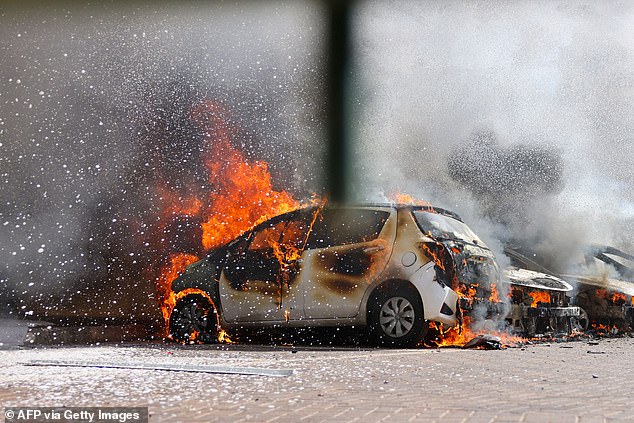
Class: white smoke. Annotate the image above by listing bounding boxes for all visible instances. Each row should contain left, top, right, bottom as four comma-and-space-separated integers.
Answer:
351, 0, 634, 271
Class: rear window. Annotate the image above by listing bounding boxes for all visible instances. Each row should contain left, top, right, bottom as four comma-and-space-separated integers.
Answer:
412, 210, 485, 246
307, 209, 390, 249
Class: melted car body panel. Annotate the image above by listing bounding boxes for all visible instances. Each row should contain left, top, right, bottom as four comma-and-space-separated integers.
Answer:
219, 211, 309, 322
381, 208, 460, 324
411, 261, 460, 325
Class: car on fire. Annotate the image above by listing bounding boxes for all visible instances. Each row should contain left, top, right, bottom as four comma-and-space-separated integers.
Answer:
505, 244, 634, 332
169, 204, 504, 347
168, 203, 588, 346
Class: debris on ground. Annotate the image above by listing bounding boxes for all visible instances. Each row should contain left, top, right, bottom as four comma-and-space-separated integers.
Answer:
463, 334, 502, 350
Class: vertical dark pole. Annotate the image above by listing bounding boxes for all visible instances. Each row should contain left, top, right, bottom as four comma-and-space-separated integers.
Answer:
325, 0, 352, 204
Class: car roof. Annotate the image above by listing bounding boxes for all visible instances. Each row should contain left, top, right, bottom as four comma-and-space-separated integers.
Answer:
293, 202, 464, 223
208, 202, 465, 253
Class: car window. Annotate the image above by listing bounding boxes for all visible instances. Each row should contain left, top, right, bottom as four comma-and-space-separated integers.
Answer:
249, 220, 286, 252
281, 217, 310, 250
307, 209, 389, 249
412, 210, 485, 246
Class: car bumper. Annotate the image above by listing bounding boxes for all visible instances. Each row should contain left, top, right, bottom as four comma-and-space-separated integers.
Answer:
411, 262, 460, 326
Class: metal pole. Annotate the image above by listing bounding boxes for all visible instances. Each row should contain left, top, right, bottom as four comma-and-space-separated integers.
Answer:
325, 0, 353, 204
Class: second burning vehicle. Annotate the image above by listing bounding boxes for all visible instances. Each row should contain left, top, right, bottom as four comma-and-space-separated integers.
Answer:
168, 204, 579, 346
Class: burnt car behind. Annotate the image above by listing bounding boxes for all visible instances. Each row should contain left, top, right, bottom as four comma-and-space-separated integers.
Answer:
506, 244, 634, 332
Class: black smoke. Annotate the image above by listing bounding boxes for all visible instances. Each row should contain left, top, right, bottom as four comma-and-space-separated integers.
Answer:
448, 130, 563, 198
448, 130, 577, 272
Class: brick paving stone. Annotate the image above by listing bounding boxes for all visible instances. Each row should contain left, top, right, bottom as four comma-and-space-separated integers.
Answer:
490, 413, 524, 422
522, 411, 579, 423
439, 409, 475, 422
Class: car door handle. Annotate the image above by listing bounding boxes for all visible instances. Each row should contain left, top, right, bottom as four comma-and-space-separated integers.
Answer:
363, 245, 385, 254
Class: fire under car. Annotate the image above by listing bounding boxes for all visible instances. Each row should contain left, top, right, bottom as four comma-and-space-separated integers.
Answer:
167, 204, 580, 347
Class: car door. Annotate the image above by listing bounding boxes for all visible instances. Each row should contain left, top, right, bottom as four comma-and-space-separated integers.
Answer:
297, 207, 395, 319
218, 212, 309, 323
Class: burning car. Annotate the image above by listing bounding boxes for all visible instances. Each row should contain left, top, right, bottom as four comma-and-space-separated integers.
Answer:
506, 244, 634, 332
503, 267, 582, 337
167, 203, 503, 347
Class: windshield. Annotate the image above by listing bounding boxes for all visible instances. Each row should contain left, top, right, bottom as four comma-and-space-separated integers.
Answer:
412, 211, 486, 247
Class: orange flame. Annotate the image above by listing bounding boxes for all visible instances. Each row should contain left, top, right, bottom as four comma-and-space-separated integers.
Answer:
591, 323, 617, 335
153, 99, 312, 342
422, 243, 446, 271
155, 252, 200, 327
157, 187, 203, 217
390, 192, 432, 206
189, 329, 200, 343
190, 100, 300, 250
457, 283, 478, 299
489, 283, 500, 303
529, 291, 551, 308
610, 292, 627, 304
431, 317, 524, 348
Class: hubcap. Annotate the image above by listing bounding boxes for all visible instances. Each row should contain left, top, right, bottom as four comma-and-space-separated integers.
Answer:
379, 296, 415, 338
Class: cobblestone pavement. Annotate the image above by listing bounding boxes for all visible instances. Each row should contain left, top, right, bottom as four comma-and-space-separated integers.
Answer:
1, 337, 633, 422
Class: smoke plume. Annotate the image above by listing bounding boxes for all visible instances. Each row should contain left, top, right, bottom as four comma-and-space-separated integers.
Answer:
352, 0, 634, 274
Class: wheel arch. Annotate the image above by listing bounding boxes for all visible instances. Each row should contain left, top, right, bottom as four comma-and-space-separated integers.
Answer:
171, 269, 221, 310
363, 279, 423, 324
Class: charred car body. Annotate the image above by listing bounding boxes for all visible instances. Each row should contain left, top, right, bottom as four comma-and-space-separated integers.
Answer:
503, 268, 582, 337
421, 224, 583, 337
168, 203, 580, 347
506, 244, 634, 332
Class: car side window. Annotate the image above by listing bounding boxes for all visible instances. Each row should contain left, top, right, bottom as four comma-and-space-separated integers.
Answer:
306, 209, 390, 249
280, 217, 309, 250
248, 220, 286, 252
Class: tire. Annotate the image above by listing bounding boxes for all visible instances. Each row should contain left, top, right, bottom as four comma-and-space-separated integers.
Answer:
169, 294, 218, 344
368, 286, 427, 348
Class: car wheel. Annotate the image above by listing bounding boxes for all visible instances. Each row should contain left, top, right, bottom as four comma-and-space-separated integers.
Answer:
369, 286, 426, 348
169, 294, 218, 344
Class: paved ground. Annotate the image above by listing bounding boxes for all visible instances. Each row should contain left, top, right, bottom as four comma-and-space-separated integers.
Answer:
1, 337, 633, 422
